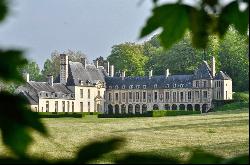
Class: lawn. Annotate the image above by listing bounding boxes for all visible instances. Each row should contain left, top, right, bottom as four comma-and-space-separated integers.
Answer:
0, 108, 249, 163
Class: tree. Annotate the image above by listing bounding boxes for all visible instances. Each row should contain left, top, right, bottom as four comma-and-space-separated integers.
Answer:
21, 61, 42, 81
107, 43, 148, 76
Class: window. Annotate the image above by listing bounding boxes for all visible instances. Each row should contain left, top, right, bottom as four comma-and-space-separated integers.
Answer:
180, 92, 184, 100
115, 93, 119, 101
109, 93, 112, 101
196, 81, 199, 87
80, 89, 83, 98
180, 84, 184, 88
122, 93, 125, 100
80, 102, 83, 112
122, 85, 125, 89
129, 85, 133, 89
226, 91, 227, 99
173, 92, 176, 102
154, 84, 157, 88
136, 85, 140, 89
143, 85, 146, 89
109, 86, 112, 89
46, 93, 48, 97
129, 92, 132, 99
88, 102, 90, 112
46, 101, 49, 112
55, 101, 58, 112
154, 92, 158, 100
136, 92, 139, 100
62, 101, 65, 112
203, 81, 207, 88
98, 90, 100, 97
173, 84, 176, 88
166, 84, 169, 88
67, 101, 70, 112
115, 85, 118, 89
72, 102, 74, 112
143, 92, 146, 100
195, 91, 199, 99
88, 89, 90, 99
188, 91, 192, 100
55, 93, 58, 98
165, 92, 169, 100
203, 91, 208, 99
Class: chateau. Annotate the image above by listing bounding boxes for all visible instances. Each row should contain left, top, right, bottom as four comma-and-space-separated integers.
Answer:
16, 54, 232, 114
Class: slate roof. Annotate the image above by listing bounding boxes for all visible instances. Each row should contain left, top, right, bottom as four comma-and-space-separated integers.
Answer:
105, 74, 194, 89
19, 91, 39, 105
193, 61, 213, 80
214, 71, 232, 80
55, 61, 106, 86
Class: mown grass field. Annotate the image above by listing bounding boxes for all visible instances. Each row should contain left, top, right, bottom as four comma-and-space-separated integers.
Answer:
0, 108, 249, 163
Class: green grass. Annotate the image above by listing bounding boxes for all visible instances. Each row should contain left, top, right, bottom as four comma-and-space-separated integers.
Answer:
0, 109, 248, 163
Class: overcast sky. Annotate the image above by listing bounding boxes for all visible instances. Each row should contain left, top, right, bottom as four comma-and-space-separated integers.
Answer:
0, 0, 234, 69
0, 0, 159, 68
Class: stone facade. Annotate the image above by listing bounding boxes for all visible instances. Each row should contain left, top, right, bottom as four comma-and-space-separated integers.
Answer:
16, 54, 232, 114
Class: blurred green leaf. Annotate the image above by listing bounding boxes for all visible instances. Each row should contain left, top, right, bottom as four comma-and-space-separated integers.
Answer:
187, 8, 211, 49
115, 153, 180, 164
218, 1, 249, 37
187, 150, 223, 164
0, 50, 28, 83
0, 0, 8, 22
140, 4, 190, 49
74, 137, 124, 163
0, 91, 47, 157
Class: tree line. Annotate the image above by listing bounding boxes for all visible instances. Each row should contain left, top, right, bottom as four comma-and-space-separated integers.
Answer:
108, 27, 249, 92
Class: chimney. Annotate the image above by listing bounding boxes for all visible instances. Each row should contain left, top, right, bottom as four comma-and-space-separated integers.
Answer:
81, 57, 87, 69
26, 73, 29, 82
107, 61, 110, 75
165, 69, 169, 78
110, 65, 114, 77
47, 75, 53, 86
121, 70, 126, 80
149, 70, 153, 79
211, 56, 215, 77
60, 54, 68, 84
96, 60, 99, 68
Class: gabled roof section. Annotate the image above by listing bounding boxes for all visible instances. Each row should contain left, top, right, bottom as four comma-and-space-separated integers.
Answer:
66, 61, 105, 86
214, 71, 232, 80
193, 61, 213, 80
19, 91, 38, 105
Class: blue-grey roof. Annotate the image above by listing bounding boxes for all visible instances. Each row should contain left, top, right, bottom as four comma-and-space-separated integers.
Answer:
214, 71, 232, 80
193, 61, 213, 80
105, 74, 194, 89
55, 61, 105, 86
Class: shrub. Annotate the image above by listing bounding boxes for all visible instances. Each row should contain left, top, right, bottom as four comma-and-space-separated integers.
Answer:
38, 112, 83, 118
215, 102, 249, 111
233, 92, 249, 103
150, 110, 200, 117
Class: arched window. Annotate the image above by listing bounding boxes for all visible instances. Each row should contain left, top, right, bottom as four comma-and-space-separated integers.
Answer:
153, 104, 159, 110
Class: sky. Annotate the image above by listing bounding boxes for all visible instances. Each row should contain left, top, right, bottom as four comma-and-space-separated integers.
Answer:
0, 0, 234, 69
0, 0, 160, 69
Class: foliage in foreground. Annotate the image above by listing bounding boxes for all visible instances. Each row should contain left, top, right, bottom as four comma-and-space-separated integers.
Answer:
0, 0, 248, 164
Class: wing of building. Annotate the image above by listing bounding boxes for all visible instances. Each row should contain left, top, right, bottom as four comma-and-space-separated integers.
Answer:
16, 55, 232, 113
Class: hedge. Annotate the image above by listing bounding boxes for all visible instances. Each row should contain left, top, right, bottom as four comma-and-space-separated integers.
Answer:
38, 112, 83, 118
215, 102, 249, 111
233, 92, 249, 103
98, 110, 200, 118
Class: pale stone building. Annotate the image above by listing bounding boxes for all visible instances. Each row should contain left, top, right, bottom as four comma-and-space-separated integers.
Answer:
16, 54, 232, 114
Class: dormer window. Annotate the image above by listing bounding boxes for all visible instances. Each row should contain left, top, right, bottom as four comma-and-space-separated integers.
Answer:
46, 93, 48, 97
166, 84, 169, 88
129, 85, 133, 89
154, 84, 157, 88
143, 85, 146, 89
109, 86, 112, 89
79, 80, 84, 86
136, 85, 140, 89
115, 85, 118, 89
180, 84, 184, 88
173, 84, 176, 88
122, 85, 126, 89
